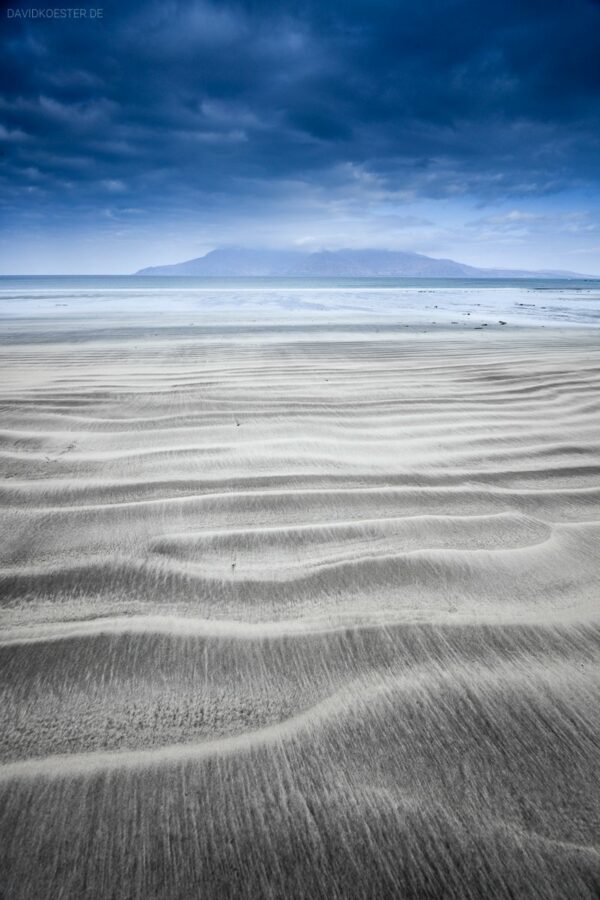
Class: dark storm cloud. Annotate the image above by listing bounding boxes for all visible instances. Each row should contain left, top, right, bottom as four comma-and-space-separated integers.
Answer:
1, 0, 599, 228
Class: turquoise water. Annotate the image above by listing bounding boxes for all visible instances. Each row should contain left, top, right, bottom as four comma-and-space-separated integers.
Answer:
1, 275, 599, 291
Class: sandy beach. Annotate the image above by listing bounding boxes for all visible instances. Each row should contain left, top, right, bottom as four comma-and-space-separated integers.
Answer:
1, 287, 599, 898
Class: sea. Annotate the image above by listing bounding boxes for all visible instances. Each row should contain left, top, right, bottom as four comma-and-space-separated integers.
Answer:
0, 276, 599, 329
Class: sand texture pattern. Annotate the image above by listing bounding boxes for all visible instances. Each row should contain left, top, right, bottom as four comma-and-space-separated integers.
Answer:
1, 320, 599, 899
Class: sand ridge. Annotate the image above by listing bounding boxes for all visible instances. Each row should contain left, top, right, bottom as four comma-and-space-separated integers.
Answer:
1, 315, 599, 898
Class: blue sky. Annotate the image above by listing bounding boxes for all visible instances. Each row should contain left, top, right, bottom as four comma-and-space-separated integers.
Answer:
1, 0, 600, 274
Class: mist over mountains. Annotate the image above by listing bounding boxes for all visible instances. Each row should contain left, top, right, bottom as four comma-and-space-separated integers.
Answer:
135, 248, 589, 278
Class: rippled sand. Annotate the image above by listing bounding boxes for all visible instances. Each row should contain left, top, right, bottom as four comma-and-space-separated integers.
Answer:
1, 316, 599, 898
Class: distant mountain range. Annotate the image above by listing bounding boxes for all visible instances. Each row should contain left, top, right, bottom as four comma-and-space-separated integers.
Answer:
135, 248, 594, 278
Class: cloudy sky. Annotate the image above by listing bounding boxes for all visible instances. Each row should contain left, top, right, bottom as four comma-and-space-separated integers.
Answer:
1, 0, 600, 274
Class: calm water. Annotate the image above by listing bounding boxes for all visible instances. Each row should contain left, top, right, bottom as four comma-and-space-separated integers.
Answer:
0, 275, 599, 327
